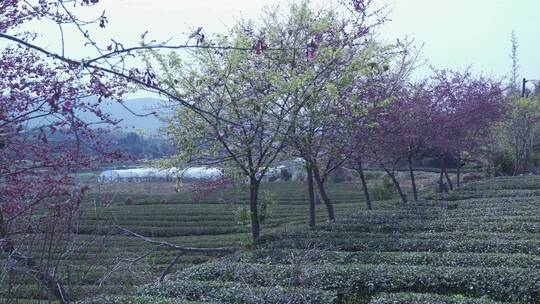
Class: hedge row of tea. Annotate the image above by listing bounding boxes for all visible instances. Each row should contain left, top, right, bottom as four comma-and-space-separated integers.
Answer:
85, 176, 540, 303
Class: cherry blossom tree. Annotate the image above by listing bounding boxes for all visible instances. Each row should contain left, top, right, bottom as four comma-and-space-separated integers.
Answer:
366, 87, 418, 204
369, 82, 435, 202
343, 43, 419, 206
0, 2, 148, 300
430, 69, 505, 189
0, 45, 127, 303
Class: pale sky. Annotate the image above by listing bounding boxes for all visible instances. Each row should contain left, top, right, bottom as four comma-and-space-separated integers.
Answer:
25, 0, 540, 96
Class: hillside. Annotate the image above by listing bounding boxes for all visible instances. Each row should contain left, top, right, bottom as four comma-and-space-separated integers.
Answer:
76, 97, 167, 135
84, 176, 540, 304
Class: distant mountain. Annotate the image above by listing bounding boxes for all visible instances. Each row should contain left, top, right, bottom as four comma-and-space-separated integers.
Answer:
81, 97, 171, 135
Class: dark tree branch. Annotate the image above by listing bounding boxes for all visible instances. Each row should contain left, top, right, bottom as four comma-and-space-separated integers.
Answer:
114, 225, 235, 254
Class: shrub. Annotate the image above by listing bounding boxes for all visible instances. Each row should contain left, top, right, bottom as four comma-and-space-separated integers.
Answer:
369, 176, 395, 201
180, 261, 540, 302
233, 191, 276, 227
80, 295, 196, 304
236, 249, 540, 269
368, 292, 502, 304
138, 279, 336, 304
234, 206, 251, 227
492, 151, 514, 176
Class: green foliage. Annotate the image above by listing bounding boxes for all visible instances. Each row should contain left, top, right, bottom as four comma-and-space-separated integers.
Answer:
491, 96, 540, 175
368, 292, 501, 304
234, 205, 250, 227
237, 249, 540, 269
369, 175, 395, 201
338, 292, 371, 304
258, 191, 276, 223
179, 260, 539, 302
81, 295, 200, 304
491, 151, 514, 176
234, 191, 276, 227
138, 279, 336, 304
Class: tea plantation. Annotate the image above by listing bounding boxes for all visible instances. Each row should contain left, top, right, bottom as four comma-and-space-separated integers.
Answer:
84, 176, 540, 304
8, 181, 390, 302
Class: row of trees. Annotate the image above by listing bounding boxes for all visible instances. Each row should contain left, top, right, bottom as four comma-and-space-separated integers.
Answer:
147, 2, 507, 240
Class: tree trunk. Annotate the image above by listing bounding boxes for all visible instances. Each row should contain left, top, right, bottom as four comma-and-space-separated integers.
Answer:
456, 152, 461, 188
306, 163, 316, 227
438, 154, 449, 193
513, 143, 520, 176
443, 153, 453, 190
249, 175, 260, 241
0, 210, 13, 253
356, 158, 372, 210
384, 168, 407, 204
408, 154, 418, 202
439, 155, 445, 187
313, 166, 335, 221
444, 168, 454, 190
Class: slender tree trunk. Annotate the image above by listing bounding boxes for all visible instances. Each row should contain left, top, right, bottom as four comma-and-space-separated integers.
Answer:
384, 168, 407, 204
456, 152, 461, 188
0, 209, 14, 297
0, 208, 7, 249
0, 210, 11, 252
444, 168, 454, 190
313, 166, 335, 221
407, 154, 418, 202
444, 153, 453, 190
439, 155, 445, 187
249, 175, 260, 240
524, 156, 528, 174
306, 163, 316, 227
438, 154, 450, 193
485, 155, 493, 178
513, 143, 520, 176
356, 158, 372, 210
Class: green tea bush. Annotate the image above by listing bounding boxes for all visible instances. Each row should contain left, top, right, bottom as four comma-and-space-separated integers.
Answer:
368, 292, 505, 304
369, 176, 395, 201
179, 261, 540, 302
80, 295, 201, 304
138, 279, 336, 304
234, 249, 540, 269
